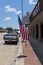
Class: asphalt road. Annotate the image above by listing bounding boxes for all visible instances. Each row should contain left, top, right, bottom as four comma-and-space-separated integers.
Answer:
0, 33, 18, 65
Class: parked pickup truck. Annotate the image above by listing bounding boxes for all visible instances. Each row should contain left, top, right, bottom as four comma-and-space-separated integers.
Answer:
3, 32, 18, 43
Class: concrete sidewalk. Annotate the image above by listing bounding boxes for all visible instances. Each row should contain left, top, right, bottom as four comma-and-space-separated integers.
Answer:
15, 37, 41, 65
15, 37, 24, 65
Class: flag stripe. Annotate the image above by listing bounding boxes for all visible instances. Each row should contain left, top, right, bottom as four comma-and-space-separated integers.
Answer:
18, 16, 29, 40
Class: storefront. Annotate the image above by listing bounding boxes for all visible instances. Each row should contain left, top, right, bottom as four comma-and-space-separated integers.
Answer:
29, 0, 43, 42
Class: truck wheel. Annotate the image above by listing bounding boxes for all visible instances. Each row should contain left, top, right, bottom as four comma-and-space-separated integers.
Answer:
5, 41, 7, 43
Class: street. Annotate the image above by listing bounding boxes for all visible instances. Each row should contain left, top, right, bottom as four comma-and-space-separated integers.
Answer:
0, 33, 18, 65
0, 33, 42, 65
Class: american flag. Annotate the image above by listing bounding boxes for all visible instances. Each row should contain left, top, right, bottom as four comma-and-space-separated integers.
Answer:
18, 16, 29, 40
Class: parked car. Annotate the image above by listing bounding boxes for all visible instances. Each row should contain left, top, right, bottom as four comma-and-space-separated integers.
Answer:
3, 32, 18, 43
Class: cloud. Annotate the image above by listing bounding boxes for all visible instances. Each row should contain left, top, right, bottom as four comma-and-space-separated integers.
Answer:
16, 11, 21, 14
4, 17, 12, 21
4, 5, 21, 14
29, 0, 37, 4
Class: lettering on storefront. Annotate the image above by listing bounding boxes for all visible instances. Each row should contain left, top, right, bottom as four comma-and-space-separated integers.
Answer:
33, 2, 40, 17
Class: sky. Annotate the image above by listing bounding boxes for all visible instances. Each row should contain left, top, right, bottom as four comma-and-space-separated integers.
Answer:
0, 0, 38, 29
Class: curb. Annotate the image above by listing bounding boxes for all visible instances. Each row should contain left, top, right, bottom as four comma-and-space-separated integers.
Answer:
15, 37, 24, 65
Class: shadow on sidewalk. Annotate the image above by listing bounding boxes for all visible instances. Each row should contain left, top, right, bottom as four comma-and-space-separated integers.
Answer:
29, 37, 43, 65
17, 55, 27, 58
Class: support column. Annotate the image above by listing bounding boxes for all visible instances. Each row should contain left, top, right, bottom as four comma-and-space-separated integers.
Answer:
34, 26, 36, 38
30, 26, 33, 37
38, 23, 41, 40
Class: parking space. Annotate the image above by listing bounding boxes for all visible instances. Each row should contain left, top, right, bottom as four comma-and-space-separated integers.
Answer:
0, 33, 18, 65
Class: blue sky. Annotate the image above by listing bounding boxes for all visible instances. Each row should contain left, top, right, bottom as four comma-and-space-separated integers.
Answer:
0, 0, 38, 29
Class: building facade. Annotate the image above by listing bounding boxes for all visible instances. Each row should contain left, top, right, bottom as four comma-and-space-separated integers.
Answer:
0, 30, 7, 33
29, 0, 43, 42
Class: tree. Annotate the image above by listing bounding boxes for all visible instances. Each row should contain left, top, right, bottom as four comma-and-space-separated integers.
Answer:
5, 27, 13, 32
0, 27, 3, 30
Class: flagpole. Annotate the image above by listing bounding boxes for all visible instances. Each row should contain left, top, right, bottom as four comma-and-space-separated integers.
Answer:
21, 0, 24, 42
21, 0, 23, 19
21, 0, 28, 47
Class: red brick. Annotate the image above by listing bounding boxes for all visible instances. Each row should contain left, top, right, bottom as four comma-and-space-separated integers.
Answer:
22, 41, 41, 65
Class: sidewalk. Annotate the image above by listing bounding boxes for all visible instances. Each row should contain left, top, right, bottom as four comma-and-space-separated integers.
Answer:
29, 37, 43, 65
15, 37, 42, 65
22, 41, 41, 65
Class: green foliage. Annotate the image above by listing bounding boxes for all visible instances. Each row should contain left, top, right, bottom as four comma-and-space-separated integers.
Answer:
0, 27, 3, 30
5, 27, 13, 32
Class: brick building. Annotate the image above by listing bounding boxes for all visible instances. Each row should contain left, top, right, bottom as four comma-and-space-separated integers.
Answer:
0, 30, 7, 33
